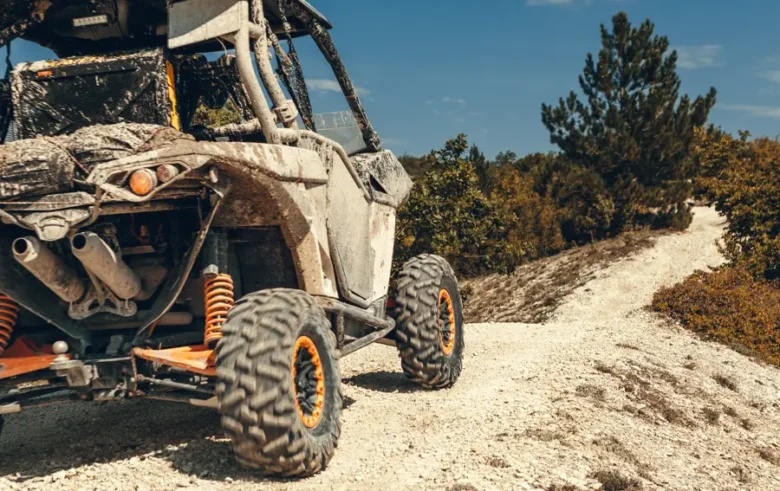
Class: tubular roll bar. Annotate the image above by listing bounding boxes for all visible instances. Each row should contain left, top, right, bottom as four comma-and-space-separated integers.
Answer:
223, 0, 380, 152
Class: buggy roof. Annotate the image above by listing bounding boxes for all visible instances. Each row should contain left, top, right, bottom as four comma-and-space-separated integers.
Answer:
267, 1, 332, 33
1, 0, 332, 52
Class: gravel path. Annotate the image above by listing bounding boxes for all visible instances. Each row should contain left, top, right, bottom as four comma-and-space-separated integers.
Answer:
1, 207, 779, 491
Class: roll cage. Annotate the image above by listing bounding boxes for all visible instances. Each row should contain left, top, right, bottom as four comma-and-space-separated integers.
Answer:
0, 0, 381, 153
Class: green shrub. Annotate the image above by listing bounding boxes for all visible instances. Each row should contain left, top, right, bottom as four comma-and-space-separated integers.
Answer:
490, 165, 566, 259
706, 137, 780, 280
691, 126, 751, 201
652, 266, 780, 366
394, 135, 525, 277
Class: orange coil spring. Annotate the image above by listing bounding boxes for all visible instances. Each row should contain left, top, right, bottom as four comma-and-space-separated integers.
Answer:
204, 274, 235, 348
0, 294, 20, 356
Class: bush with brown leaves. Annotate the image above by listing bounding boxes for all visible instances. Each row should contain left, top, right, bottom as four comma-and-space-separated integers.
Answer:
652, 266, 780, 366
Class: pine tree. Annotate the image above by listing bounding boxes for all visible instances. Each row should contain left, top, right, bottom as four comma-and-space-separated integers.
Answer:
469, 144, 495, 193
541, 11, 717, 231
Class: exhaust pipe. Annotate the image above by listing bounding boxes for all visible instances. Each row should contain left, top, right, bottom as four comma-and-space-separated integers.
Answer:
13, 237, 85, 303
71, 232, 142, 300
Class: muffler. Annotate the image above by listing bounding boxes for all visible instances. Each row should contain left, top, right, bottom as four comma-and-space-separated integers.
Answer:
12, 237, 85, 303
71, 232, 142, 300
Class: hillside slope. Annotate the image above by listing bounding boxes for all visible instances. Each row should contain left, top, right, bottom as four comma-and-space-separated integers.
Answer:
1, 207, 779, 491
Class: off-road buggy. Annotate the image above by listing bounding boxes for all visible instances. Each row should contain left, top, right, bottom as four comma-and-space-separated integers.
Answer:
0, 0, 464, 476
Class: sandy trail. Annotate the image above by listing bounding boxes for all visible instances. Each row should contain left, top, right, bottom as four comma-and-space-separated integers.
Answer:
1, 207, 779, 491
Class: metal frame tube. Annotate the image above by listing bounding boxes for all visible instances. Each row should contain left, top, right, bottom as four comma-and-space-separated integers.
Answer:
233, 0, 280, 143
250, 0, 297, 129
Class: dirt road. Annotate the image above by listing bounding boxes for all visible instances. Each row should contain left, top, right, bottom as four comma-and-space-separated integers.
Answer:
2, 207, 779, 491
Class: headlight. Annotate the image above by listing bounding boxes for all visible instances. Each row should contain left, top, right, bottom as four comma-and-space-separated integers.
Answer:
129, 169, 158, 196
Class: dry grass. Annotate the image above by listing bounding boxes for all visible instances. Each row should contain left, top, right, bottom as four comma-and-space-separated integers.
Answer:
485, 456, 510, 468
713, 374, 739, 392
525, 428, 567, 442
448, 485, 479, 491
594, 361, 616, 375
593, 436, 653, 477
616, 343, 641, 351
463, 231, 659, 323
591, 470, 643, 491
757, 447, 780, 466
730, 465, 751, 484
576, 384, 607, 402
702, 407, 720, 425
546, 485, 580, 491
596, 363, 694, 427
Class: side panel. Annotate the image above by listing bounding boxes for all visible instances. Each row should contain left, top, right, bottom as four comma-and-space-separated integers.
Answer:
368, 202, 396, 301
326, 153, 373, 303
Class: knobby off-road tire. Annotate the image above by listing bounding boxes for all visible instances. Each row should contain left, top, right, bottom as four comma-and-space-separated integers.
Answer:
394, 254, 464, 389
215, 289, 342, 477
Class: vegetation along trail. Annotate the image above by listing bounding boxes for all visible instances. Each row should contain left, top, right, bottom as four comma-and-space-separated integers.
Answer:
1, 206, 779, 490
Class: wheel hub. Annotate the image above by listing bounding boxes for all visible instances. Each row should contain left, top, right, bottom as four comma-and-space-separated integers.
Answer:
438, 289, 456, 356
292, 336, 325, 429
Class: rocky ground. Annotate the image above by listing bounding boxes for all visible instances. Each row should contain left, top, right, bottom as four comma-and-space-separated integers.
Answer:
1, 206, 779, 491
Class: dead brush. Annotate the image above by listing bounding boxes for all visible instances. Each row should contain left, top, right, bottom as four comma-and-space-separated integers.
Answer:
615, 343, 641, 351
590, 469, 643, 491
757, 447, 780, 466
525, 428, 567, 442
604, 365, 694, 426
702, 407, 720, 425
485, 456, 510, 468
713, 374, 739, 392
592, 436, 654, 477
463, 231, 658, 324
730, 465, 751, 484
576, 384, 607, 402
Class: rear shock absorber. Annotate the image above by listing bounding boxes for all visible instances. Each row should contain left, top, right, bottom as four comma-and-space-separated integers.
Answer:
0, 294, 20, 355
202, 230, 233, 348
204, 275, 234, 348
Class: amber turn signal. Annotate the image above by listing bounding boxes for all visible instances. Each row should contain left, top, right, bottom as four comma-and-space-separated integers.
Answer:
129, 169, 158, 196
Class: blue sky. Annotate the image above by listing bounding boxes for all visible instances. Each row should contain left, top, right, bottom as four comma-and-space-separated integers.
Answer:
9, 0, 780, 158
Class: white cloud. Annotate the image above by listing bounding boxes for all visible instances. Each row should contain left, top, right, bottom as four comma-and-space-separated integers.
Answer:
442, 96, 467, 106
424, 99, 433, 105
455, 117, 465, 123
722, 104, 780, 119
526, 0, 572, 5
758, 71, 780, 84
675, 45, 722, 69
307, 79, 370, 96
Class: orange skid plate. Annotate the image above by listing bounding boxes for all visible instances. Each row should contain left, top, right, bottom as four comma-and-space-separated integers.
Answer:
0, 337, 67, 380
132, 345, 216, 377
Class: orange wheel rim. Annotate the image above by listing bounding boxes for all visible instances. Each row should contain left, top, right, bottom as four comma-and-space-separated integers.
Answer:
438, 289, 456, 356
291, 336, 325, 429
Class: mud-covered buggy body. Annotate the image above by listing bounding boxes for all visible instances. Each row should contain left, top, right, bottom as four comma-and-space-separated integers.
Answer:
0, 0, 464, 476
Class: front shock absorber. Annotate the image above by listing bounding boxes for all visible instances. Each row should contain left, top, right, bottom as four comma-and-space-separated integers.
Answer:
0, 294, 20, 355
204, 274, 234, 348
202, 230, 233, 349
